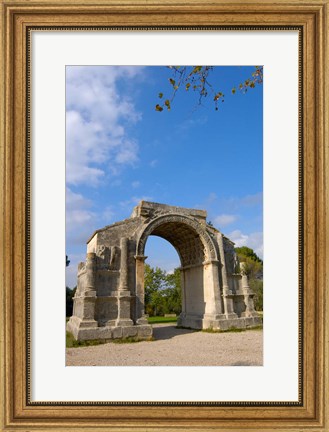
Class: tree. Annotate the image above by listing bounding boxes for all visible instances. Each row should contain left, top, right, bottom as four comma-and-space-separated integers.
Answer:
235, 246, 262, 279
235, 246, 262, 264
163, 268, 182, 315
65, 255, 73, 316
235, 246, 263, 311
249, 279, 263, 312
144, 264, 182, 316
155, 66, 263, 112
66, 286, 76, 317
144, 264, 167, 316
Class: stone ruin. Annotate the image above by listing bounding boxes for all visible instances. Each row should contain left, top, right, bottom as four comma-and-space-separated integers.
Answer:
67, 201, 261, 341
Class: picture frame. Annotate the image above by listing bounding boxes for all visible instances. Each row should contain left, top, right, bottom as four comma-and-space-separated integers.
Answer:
0, 0, 328, 431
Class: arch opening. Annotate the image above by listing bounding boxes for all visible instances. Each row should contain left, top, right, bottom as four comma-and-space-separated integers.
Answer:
136, 219, 216, 329
148, 221, 206, 267
144, 236, 181, 318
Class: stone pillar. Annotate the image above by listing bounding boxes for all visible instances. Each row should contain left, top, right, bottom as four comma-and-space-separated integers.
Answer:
85, 252, 96, 294
134, 255, 148, 324
177, 267, 186, 324
81, 252, 97, 327
216, 233, 237, 319
240, 262, 259, 318
203, 260, 224, 317
116, 238, 133, 326
119, 237, 128, 291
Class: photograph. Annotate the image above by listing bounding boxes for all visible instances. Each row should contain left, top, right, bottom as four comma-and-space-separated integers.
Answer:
1, 0, 328, 430
65, 66, 264, 366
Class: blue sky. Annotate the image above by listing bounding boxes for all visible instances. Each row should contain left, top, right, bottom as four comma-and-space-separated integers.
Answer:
66, 66, 263, 288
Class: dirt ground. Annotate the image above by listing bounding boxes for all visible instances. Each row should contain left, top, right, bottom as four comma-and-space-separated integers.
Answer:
66, 323, 263, 367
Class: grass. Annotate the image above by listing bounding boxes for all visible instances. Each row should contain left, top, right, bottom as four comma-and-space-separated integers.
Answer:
112, 336, 154, 344
202, 324, 263, 334
66, 331, 154, 348
66, 331, 110, 348
147, 316, 177, 324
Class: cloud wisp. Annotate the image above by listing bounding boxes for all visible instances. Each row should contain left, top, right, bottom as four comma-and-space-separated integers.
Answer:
66, 187, 97, 245
228, 230, 263, 259
213, 213, 238, 227
66, 66, 143, 187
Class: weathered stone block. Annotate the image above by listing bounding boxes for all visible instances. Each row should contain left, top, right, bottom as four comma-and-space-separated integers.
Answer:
68, 201, 261, 341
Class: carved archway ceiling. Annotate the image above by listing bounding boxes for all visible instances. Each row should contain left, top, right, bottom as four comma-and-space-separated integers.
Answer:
150, 222, 205, 267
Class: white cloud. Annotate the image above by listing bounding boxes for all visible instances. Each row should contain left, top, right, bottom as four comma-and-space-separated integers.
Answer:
213, 214, 237, 227
221, 192, 263, 212
66, 187, 97, 245
65, 253, 86, 288
206, 192, 218, 204
179, 115, 208, 131
132, 180, 140, 189
120, 195, 153, 210
240, 192, 263, 206
102, 206, 115, 223
114, 139, 139, 165
131, 196, 153, 204
66, 66, 143, 186
227, 229, 263, 259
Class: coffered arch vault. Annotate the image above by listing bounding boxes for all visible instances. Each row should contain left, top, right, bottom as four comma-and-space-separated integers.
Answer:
136, 213, 218, 267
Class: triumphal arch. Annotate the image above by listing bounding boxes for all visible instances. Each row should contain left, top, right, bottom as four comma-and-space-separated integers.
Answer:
67, 201, 261, 340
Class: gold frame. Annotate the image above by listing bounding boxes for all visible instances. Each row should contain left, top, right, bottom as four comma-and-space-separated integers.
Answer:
0, 1, 328, 430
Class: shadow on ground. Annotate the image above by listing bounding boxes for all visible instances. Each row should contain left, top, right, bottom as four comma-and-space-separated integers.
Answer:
152, 323, 198, 341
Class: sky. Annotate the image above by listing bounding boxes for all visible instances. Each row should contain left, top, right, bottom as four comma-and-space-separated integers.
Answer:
65, 66, 263, 288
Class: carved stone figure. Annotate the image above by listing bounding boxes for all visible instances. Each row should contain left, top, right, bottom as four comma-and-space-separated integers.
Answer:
109, 245, 120, 270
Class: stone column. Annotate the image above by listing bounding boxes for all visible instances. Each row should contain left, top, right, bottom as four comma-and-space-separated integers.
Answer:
116, 237, 133, 326
81, 252, 97, 327
216, 233, 237, 319
85, 252, 96, 294
119, 237, 128, 291
177, 267, 186, 325
203, 260, 224, 317
134, 255, 148, 324
240, 262, 259, 318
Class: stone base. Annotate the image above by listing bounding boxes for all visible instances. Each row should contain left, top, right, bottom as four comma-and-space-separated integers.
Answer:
67, 316, 153, 341
177, 314, 203, 329
177, 313, 262, 331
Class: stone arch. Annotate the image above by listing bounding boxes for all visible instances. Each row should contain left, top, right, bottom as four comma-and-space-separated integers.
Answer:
67, 201, 261, 341
136, 213, 218, 266
134, 214, 223, 329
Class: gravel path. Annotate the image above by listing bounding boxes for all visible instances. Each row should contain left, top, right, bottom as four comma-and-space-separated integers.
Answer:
66, 324, 263, 366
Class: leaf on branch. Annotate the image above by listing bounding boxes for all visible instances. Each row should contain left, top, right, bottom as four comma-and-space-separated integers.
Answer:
214, 92, 223, 101
192, 66, 202, 74
185, 83, 191, 90
169, 78, 176, 86
155, 104, 163, 112
158, 92, 163, 99
232, 87, 236, 94
164, 99, 171, 110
